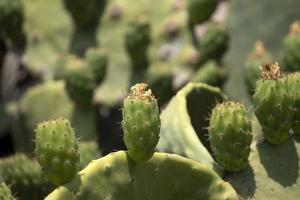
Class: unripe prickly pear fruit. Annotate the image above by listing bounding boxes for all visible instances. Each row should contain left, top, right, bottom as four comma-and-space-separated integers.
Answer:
198, 23, 229, 64
253, 63, 295, 144
85, 48, 108, 84
280, 21, 300, 72
0, 0, 26, 48
187, 0, 219, 26
65, 67, 97, 106
122, 83, 160, 163
286, 72, 300, 134
245, 41, 272, 95
0, 182, 15, 200
35, 118, 80, 185
125, 16, 151, 71
209, 101, 252, 172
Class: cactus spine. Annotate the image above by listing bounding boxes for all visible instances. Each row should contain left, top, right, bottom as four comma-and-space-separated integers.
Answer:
122, 83, 160, 163
209, 101, 252, 172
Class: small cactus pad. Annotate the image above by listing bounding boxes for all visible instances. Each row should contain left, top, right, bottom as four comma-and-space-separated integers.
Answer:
0, 182, 15, 200
253, 63, 295, 144
122, 83, 160, 163
209, 101, 252, 172
187, 0, 219, 26
45, 151, 238, 200
85, 48, 108, 84
35, 118, 80, 185
287, 72, 300, 134
280, 21, 300, 72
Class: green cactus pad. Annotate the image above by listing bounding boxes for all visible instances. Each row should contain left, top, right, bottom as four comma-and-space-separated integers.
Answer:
253, 63, 295, 144
192, 60, 227, 87
280, 21, 300, 72
0, 154, 52, 200
122, 83, 160, 163
287, 72, 300, 134
209, 101, 252, 172
157, 82, 225, 173
45, 151, 238, 200
0, 182, 15, 200
245, 41, 272, 95
35, 118, 80, 186
78, 141, 101, 170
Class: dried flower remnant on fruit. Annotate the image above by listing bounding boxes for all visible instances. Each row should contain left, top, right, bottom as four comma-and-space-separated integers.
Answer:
261, 63, 280, 80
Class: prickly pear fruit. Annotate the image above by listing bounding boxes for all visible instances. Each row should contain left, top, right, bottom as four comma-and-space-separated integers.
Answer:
209, 101, 252, 172
122, 83, 160, 163
65, 67, 97, 106
85, 48, 108, 84
253, 63, 295, 144
245, 41, 272, 95
287, 72, 300, 134
192, 60, 227, 87
187, 0, 219, 26
146, 63, 173, 105
35, 118, 80, 185
0, 0, 26, 48
63, 0, 106, 30
0, 182, 15, 200
198, 23, 229, 64
125, 16, 151, 71
280, 21, 300, 72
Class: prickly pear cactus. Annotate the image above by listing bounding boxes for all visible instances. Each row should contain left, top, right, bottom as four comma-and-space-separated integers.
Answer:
209, 101, 252, 172
78, 141, 101, 170
122, 83, 160, 162
287, 72, 300, 134
35, 118, 80, 185
0, 182, 15, 200
245, 41, 272, 95
253, 63, 295, 144
45, 151, 238, 200
280, 21, 300, 72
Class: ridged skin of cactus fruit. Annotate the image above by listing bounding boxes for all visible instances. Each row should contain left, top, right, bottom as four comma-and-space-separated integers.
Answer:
65, 67, 97, 106
0, 154, 52, 200
0, 182, 15, 200
124, 16, 151, 71
35, 118, 80, 186
198, 23, 229, 64
287, 72, 300, 134
209, 101, 252, 172
45, 151, 238, 200
0, 0, 26, 48
192, 60, 227, 87
245, 41, 272, 95
78, 141, 101, 170
253, 63, 295, 144
122, 83, 160, 163
187, 0, 219, 26
146, 63, 173, 105
85, 48, 108, 84
280, 21, 300, 72
63, 0, 106, 30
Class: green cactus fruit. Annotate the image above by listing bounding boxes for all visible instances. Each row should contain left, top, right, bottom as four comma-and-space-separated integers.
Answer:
35, 118, 80, 186
187, 0, 219, 26
0, 182, 15, 200
63, 0, 106, 30
146, 63, 173, 105
180, 46, 200, 68
198, 23, 229, 65
45, 151, 238, 200
287, 72, 300, 134
280, 21, 300, 72
209, 101, 252, 172
245, 41, 272, 95
65, 67, 97, 106
125, 16, 151, 71
0, 154, 52, 200
55, 54, 85, 79
85, 48, 108, 84
78, 141, 101, 170
192, 60, 227, 87
0, 0, 26, 48
122, 83, 160, 163
253, 63, 295, 144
